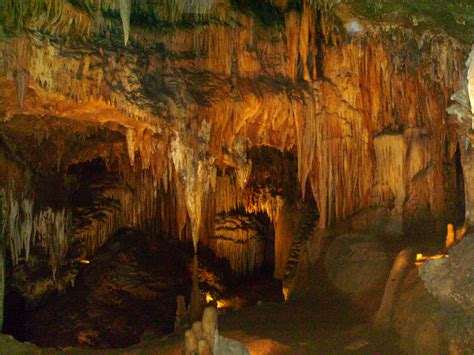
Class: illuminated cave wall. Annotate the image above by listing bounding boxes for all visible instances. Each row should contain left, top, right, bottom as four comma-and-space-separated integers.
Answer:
0, 0, 471, 293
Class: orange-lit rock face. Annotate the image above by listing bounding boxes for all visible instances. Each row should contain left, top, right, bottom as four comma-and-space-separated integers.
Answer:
0, 1, 470, 288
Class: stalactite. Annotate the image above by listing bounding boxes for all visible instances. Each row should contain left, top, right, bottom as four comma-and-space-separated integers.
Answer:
20, 199, 33, 262
0, 1, 466, 249
210, 214, 266, 276
2, 191, 71, 280
119, 0, 132, 46
6, 196, 20, 266
34, 207, 71, 280
373, 134, 407, 214
126, 128, 136, 167
13, 69, 29, 109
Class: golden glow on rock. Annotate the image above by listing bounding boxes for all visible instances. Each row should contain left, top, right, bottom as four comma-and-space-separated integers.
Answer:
205, 292, 214, 303
415, 253, 448, 267
79, 259, 90, 264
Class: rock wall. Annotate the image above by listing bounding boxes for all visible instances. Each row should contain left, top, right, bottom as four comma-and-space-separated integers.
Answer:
0, 0, 470, 296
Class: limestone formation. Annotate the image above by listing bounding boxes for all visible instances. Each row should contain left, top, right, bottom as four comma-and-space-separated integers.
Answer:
175, 295, 188, 332
202, 306, 218, 352
325, 234, 390, 308
191, 321, 203, 340
13, 69, 29, 110
119, 0, 131, 46
183, 306, 249, 355
373, 247, 417, 330
184, 329, 199, 355
189, 255, 204, 322
0, 1, 473, 351
419, 236, 474, 312
210, 214, 267, 276
198, 339, 212, 355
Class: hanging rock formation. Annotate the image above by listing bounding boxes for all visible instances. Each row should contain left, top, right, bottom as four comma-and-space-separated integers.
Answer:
210, 214, 267, 276
13, 69, 29, 110
119, 0, 131, 46
0, 0, 472, 314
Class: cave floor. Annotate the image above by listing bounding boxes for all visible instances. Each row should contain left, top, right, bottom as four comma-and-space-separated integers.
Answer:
0, 297, 400, 354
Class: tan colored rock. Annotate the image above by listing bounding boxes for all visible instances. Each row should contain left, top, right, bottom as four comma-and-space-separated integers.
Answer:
184, 329, 199, 355
374, 247, 416, 330
198, 339, 212, 355
202, 306, 218, 352
191, 321, 203, 340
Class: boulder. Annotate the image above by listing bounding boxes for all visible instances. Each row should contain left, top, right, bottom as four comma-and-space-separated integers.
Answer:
325, 233, 390, 310
419, 235, 474, 313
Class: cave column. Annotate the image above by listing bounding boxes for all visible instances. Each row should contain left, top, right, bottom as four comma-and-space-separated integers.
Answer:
274, 200, 301, 279
461, 141, 474, 226
462, 48, 474, 226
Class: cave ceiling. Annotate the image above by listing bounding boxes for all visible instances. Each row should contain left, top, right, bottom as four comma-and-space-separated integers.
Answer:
0, 0, 472, 253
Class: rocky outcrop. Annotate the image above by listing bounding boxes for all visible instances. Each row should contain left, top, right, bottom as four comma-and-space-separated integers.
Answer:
419, 235, 474, 315
388, 236, 474, 353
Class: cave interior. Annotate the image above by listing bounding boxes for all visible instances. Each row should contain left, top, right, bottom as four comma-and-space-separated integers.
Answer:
0, 0, 473, 353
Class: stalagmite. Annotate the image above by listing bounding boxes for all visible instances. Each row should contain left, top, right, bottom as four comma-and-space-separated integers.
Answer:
374, 247, 417, 330
192, 321, 203, 340
189, 254, 203, 322
202, 306, 218, 352
175, 295, 188, 331
198, 339, 212, 355
13, 68, 29, 109
0, 5, 471, 351
119, 0, 132, 46
183, 304, 250, 354
184, 329, 199, 355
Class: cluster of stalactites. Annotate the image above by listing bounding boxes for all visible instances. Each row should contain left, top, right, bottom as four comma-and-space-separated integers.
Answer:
171, 121, 216, 253
214, 174, 283, 223
2, 191, 70, 280
211, 215, 266, 276
74, 164, 161, 257
2, 0, 231, 48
